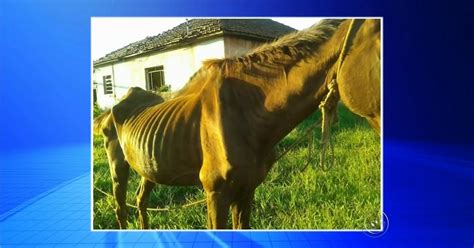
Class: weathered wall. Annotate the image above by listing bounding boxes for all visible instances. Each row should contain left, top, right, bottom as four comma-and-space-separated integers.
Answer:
224, 36, 266, 57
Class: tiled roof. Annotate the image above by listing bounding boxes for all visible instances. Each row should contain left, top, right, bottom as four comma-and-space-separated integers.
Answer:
94, 19, 296, 65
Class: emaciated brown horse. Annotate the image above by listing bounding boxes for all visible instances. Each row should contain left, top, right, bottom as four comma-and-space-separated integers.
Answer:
93, 18, 380, 229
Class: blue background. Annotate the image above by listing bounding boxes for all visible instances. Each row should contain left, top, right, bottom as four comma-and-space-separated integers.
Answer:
1, 0, 473, 247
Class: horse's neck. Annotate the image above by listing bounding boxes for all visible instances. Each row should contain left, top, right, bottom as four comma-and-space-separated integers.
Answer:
255, 23, 352, 150
257, 54, 338, 149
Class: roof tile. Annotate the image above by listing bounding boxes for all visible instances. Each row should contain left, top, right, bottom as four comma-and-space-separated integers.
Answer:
94, 19, 296, 65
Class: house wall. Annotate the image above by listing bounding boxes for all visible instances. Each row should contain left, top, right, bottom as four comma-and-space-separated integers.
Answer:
93, 37, 225, 109
93, 66, 116, 109
224, 36, 265, 57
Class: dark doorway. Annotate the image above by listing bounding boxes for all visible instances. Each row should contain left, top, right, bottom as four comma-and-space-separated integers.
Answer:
93, 88, 97, 104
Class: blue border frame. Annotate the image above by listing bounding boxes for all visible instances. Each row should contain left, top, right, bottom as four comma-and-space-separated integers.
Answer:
1, 0, 473, 247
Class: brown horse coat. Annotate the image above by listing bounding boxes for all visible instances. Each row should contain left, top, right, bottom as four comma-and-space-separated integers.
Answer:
337, 20, 381, 132
94, 87, 165, 229
94, 19, 380, 229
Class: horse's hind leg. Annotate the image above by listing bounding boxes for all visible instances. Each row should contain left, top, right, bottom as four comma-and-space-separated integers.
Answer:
136, 177, 155, 229
105, 139, 130, 229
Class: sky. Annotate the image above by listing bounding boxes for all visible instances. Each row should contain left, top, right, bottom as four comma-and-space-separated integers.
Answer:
91, 18, 323, 60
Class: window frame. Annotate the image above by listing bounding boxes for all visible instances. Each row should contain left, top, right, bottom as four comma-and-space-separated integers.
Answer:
145, 66, 165, 91
102, 75, 113, 95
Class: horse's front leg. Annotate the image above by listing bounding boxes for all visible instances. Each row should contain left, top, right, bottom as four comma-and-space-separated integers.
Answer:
200, 162, 232, 229
231, 189, 255, 229
205, 189, 231, 229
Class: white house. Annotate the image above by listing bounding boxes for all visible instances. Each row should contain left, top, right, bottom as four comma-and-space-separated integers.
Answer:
93, 19, 295, 108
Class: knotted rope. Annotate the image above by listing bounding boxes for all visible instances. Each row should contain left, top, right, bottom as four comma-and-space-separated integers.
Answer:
317, 19, 361, 170
277, 19, 361, 170
272, 118, 322, 164
317, 79, 339, 170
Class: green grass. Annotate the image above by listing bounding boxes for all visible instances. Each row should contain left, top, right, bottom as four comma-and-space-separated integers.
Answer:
93, 104, 381, 229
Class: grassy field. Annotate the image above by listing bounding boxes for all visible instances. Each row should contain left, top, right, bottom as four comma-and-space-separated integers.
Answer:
93, 104, 381, 229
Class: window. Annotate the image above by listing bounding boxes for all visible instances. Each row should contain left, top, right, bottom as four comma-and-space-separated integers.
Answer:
145, 66, 165, 91
92, 81, 98, 103
103, 75, 113, 95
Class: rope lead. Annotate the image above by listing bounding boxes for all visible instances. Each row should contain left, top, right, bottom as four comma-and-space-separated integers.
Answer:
94, 186, 206, 212
318, 79, 339, 170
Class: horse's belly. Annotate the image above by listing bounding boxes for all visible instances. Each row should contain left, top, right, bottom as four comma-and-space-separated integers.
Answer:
120, 97, 203, 186
153, 160, 202, 186
122, 131, 202, 186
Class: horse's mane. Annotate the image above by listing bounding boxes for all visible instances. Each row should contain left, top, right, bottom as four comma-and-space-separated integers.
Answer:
177, 19, 346, 96
205, 19, 345, 73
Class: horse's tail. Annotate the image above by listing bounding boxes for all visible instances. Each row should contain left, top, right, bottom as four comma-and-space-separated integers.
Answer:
93, 109, 112, 135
